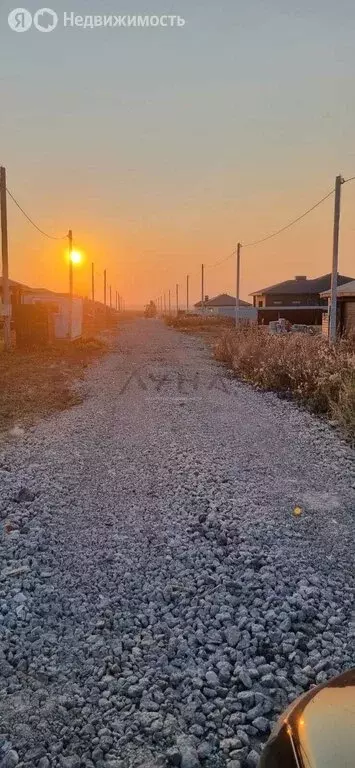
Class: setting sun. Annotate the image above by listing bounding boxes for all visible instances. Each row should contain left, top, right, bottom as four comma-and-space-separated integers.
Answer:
70, 250, 83, 265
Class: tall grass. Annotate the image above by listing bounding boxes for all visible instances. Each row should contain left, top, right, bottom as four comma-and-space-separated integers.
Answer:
164, 314, 234, 330
214, 326, 355, 438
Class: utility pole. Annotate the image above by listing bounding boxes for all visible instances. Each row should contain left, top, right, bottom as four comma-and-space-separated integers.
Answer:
0, 167, 11, 350
201, 263, 205, 313
186, 274, 189, 312
235, 243, 241, 327
109, 285, 112, 309
68, 229, 73, 339
118, 293, 120, 312
104, 269, 107, 307
91, 263, 95, 304
329, 175, 343, 343
176, 283, 179, 316
115, 290, 118, 311
91, 262, 95, 329
168, 289, 171, 314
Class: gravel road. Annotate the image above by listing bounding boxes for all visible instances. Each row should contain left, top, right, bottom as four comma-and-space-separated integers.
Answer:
0, 319, 354, 768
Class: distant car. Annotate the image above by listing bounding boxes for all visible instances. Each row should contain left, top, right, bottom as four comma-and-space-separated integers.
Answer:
144, 302, 157, 318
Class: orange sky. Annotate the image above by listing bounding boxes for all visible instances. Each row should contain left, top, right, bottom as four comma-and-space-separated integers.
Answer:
2, 1, 355, 307
7, 180, 355, 308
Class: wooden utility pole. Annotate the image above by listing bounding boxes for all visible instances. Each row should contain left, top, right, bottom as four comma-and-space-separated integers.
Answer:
176, 283, 179, 316
91, 262, 95, 329
329, 175, 343, 343
109, 285, 112, 309
118, 293, 120, 312
168, 289, 171, 314
201, 263, 205, 312
0, 167, 11, 350
186, 274, 189, 312
104, 269, 107, 306
235, 243, 241, 327
68, 229, 73, 339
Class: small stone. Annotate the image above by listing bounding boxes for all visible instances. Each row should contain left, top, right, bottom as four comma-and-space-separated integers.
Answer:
205, 670, 219, 687
197, 742, 212, 760
261, 673, 275, 688
166, 747, 181, 766
59, 757, 81, 768
246, 750, 260, 767
13, 487, 36, 503
239, 670, 253, 689
237, 691, 254, 706
92, 746, 104, 761
176, 737, 200, 768
0, 752, 19, 768
252, 716, 270, 733
12, 593, 26, 604
38, 759, 50, 768
225, 627, 240, 647
236, 730, 250, 747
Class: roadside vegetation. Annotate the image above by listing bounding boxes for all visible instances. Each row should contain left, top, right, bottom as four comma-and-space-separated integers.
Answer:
164, 313, 233, 331
0, 336, 108, 434
165, 314, 355, 440
214, 325, 355, 439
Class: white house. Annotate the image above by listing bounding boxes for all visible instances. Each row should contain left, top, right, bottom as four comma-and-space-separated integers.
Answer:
194, 293, 257, 321
22, 289, 83, 340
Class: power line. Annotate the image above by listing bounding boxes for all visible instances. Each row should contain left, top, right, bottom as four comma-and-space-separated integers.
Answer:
242, 187, 335, 249
204, 187, 335, 271
6, 187, 67, 241
207, 248, 237, 269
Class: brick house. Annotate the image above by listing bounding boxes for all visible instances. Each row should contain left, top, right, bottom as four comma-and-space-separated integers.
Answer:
250, 273, 354, 326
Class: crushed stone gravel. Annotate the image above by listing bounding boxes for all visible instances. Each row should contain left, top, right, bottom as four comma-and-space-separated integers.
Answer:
0, 319, 354, 768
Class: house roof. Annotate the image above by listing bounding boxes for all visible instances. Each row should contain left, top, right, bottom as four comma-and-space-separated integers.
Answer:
250, 273, 355, 296
321, 279, 355, 298
195, 293, 252, 308
0, 277, 32, 291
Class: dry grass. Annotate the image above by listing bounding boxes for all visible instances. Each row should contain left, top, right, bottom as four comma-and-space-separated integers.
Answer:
0, 336, 108, 434
213, 325, 355, 440
164, 313, 234, 332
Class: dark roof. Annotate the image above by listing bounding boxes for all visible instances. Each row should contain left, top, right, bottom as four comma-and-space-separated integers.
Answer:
195, 293, 252, 308
250, 273, 355, 296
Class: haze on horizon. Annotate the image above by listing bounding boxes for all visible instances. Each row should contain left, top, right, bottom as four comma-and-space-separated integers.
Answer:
1, 0, 355, 308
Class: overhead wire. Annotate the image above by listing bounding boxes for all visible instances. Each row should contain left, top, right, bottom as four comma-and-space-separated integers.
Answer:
200, 186, 335, 276
242, 187, 335, 249
6, 187, 67, 241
